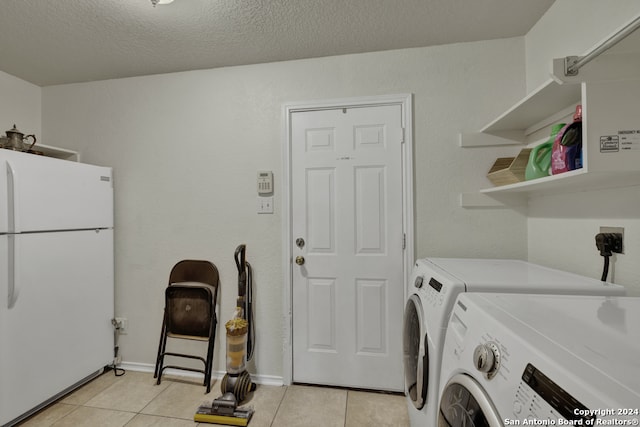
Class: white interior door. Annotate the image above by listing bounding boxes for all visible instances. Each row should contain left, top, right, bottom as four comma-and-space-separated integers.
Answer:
291, 104, 405, 391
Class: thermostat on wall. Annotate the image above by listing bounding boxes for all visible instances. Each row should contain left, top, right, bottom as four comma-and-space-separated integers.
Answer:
257, 171, 273, 195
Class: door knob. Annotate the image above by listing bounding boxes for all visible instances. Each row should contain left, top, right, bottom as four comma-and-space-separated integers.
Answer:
295, 256, 305, 266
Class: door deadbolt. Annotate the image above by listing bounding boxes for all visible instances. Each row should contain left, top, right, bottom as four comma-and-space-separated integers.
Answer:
295, 256, 305, 266
296, 238, 305, 248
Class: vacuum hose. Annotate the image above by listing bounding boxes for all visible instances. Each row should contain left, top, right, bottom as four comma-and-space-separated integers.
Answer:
245, 261, 254, 361
234, 244, 255, 361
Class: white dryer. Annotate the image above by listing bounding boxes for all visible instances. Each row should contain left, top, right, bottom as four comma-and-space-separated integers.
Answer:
403, 258, 626, 427
439, 293, 640, 426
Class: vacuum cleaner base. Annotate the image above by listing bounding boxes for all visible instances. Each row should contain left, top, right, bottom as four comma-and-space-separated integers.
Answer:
195, 392, 254, 426
194, 410, 253, 426
221, 371, 256, 402
194, 409, 253, 426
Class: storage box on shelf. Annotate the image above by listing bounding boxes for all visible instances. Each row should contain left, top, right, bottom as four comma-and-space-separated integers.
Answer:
460, 77, 640, 207
486, 149, 531, 187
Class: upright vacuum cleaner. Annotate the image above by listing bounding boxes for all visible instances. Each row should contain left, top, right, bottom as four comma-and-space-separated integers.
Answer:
195, 244, 257, 426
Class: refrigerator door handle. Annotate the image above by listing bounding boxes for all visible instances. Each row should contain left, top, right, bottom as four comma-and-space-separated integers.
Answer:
6, 160, 18, 233
8, 234, 19, 309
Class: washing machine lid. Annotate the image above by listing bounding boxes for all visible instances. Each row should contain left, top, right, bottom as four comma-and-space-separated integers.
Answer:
471, 293, 640, 396
425, 258, 625, 295
438, 373, 502, 427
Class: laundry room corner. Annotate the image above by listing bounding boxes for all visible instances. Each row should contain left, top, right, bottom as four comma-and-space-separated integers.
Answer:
0, 71, 41, 140
524, 0, 640, 294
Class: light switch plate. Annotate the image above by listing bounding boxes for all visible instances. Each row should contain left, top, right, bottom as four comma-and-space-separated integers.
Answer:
257, 196, 274, 214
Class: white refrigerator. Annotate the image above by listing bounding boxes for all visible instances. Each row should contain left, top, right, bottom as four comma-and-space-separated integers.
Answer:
0, 150, 114, 426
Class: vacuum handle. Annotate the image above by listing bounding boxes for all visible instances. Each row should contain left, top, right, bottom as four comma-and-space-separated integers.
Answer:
234, 244, 246, 273
235, 244, 247, 297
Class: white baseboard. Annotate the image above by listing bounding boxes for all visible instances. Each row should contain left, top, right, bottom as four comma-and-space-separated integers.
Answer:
118, 361, 284, 387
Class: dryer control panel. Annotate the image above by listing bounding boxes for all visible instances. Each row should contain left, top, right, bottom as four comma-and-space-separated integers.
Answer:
412, 275, 446, 307
424, 278, 446, 307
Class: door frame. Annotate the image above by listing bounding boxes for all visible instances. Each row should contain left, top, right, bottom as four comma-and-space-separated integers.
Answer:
281, 94, 414, 385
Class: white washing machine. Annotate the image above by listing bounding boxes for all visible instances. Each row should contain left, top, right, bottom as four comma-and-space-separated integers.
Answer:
439, 293, 640, 426
403, 258, 626, 427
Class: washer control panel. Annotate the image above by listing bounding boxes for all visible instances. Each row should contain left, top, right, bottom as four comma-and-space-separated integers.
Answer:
512, 363, 595, 424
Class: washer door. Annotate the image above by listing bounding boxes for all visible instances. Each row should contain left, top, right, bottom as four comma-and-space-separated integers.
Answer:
438, 374, 502, 427
403, 294, 428, 409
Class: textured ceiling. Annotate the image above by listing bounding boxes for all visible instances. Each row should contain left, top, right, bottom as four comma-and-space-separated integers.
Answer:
0, 0, 555, 87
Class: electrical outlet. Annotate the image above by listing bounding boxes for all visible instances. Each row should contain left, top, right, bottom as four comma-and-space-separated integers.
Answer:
114, 317, 128, 334
600, 226, 624, 254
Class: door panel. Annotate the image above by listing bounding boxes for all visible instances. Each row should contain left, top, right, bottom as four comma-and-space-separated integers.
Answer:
307, 278, 337, 352
292, 104, 404, 391
306, 168, 335, 253
356, 278, 387, 354
355, 166, 386, 254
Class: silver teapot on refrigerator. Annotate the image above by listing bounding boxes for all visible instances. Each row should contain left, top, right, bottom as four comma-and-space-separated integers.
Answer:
1, 124, 37, 151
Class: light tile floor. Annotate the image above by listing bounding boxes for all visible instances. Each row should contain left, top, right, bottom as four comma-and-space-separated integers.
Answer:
17, 371, 409, 427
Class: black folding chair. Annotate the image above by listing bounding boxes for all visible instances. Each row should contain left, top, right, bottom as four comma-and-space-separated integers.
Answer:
153, 260, 219, 393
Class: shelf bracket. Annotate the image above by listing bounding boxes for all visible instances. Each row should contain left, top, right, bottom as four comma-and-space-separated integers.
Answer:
460, 193, 506, 208
564, 56, 581, 77
460, 192, 528, 209
553, 53, 640, 85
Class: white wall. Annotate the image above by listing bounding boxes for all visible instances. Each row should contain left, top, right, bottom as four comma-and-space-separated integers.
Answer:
0, 71, 41, 141
525, 0, 640, 91
527, 188, 640, 295
41, 37, 527, 379
525, 1, 640, 294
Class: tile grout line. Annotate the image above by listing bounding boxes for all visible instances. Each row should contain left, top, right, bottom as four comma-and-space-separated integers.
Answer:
71, 373, 136, 426
343, 390, 349, 427
86, 373, 179, 426
49, 403, 83, 427
137, 379, 174, 417
269, 385, 290, 427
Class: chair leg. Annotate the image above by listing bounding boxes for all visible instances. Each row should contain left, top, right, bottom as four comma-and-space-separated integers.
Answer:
154, 318, 168, 384
203, 317, 217, 394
